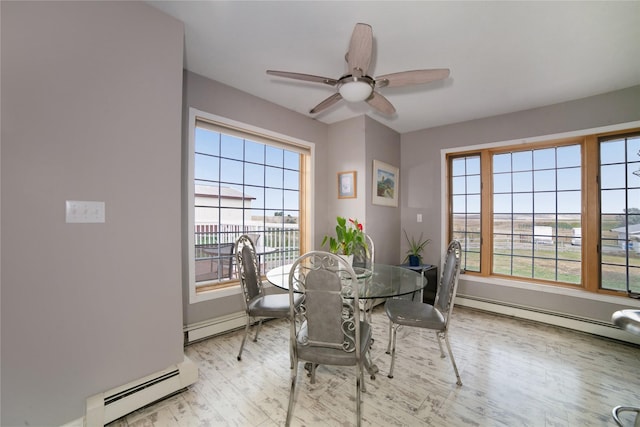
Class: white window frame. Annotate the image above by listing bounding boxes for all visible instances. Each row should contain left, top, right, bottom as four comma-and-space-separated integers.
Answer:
187, 108, 315, 304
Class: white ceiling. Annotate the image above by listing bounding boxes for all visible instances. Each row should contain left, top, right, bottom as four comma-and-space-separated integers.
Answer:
148, 1, 640, 134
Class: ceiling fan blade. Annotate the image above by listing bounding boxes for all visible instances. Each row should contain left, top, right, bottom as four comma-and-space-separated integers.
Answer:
347, 23, 373, 76
366, 91, 396, 115
310, 93, 343, 114
375, 69, 450, 88
266, 70, 338, 86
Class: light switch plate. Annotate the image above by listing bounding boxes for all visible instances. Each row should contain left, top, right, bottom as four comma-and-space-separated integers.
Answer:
66, 200, 105, 223
417, 214, 423, 223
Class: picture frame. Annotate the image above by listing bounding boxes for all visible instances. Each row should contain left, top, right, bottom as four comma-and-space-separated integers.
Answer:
337, 171, 357, 199
372, 160, 399, 207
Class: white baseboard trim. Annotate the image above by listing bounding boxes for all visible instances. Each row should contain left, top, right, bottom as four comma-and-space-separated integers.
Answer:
184, 311, 247, 344
85, 355, 198, 426
456, 296, 640, 346
60, 417, 84, 427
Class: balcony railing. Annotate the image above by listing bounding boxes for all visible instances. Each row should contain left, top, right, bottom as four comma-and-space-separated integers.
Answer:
195, 223, 300, 283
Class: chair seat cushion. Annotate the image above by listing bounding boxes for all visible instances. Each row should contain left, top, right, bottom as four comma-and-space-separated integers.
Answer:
296, 321, 372, 367
385, 299, 445, 330
248, 293, 302, 318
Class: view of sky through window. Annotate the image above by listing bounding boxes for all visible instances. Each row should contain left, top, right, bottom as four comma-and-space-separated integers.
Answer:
195, 128, 300, 220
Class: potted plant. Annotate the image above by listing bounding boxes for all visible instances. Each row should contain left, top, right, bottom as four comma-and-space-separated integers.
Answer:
322, 216, 368, 264
403, 229, 431, 266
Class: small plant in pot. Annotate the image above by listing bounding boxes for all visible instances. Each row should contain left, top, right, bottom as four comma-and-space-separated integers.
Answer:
403, 229, 431, 266
321, 217, 368, 265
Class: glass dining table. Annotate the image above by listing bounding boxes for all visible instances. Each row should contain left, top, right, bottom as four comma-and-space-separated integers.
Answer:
266, 262, 427, 378
266, 262, 426, 299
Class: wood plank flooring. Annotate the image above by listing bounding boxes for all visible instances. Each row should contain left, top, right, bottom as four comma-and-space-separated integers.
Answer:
107, 306, 640, 426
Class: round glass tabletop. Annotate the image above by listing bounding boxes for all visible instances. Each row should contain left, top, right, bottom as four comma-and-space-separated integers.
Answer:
266, 263, 426, 299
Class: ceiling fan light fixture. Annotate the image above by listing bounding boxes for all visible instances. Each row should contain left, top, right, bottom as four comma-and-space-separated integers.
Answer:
266, 23, 450, 115
339, 80, 373, 102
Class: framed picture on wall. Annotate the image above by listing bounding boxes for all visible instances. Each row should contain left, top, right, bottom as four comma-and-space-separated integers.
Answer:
372, 160, 398, 207
337, 171, 357, 199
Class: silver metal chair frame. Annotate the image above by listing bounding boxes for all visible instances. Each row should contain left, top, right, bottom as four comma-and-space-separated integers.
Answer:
358, 234, 376, 323
385, 240, 463, 386
365, 233, 375, 268
611, 309, 640, 427
236, 234, 301, 362
286, 251, 372, 427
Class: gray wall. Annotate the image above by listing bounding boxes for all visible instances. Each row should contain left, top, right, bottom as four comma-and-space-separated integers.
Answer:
326, 116, 367, 232
401, 85, 640, 322
3, 2, 637, 423
1, 2, 185, 425
323, 115, 402, 264
182, 72, 403, 324
182, 71, 328, 325
364, 116, 402, 264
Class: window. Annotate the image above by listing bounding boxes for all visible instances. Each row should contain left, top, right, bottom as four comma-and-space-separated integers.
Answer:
492, 144, 582, 284
447, 128, 639, 296
600, 132, 640, 294
451, 155, 481, 272
188, 110, 312, 301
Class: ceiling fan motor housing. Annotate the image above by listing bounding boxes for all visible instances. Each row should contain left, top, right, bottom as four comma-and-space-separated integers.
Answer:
338, 75, 375, 102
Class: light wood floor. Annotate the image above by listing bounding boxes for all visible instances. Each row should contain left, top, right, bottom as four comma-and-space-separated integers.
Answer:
108, 306, 640, 426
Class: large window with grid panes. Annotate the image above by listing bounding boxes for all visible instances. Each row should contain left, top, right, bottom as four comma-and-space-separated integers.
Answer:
188, 110, 312, 301
448, 129, 639, 296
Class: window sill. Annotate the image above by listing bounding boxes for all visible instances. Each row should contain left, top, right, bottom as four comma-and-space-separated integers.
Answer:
191, 283, 241, 304
190, 278, 277, 304
459, 274, 640, 308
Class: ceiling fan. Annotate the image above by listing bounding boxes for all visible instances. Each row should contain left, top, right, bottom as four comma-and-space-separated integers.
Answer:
266, 23, 450, 115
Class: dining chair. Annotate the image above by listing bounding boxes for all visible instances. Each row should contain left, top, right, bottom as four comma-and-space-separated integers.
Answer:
235, 234, 302, 362
353, 234, 377, 323
246, 233, 261, 246
611, 309, 640, 427
385, 240, 463, 386
353, 233, 375, 269
286, 251, 372, 427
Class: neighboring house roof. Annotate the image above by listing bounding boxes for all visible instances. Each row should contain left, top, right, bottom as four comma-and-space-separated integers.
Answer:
195, 184, 255, 201
610, 223, 640, 235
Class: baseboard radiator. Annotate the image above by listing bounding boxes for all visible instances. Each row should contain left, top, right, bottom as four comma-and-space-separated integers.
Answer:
456, 295, 640, 346
85, 356, 198, 426
184, 311, 248, 344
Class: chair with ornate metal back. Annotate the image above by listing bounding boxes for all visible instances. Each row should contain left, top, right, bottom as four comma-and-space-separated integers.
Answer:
235, 234, 302, 362
611, 309, 640, 427
246, 233, 260, 246
385, 240, 463, 385
286, 251, 372, 427
352, 233, 374, 269
353, 234, 377, 322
